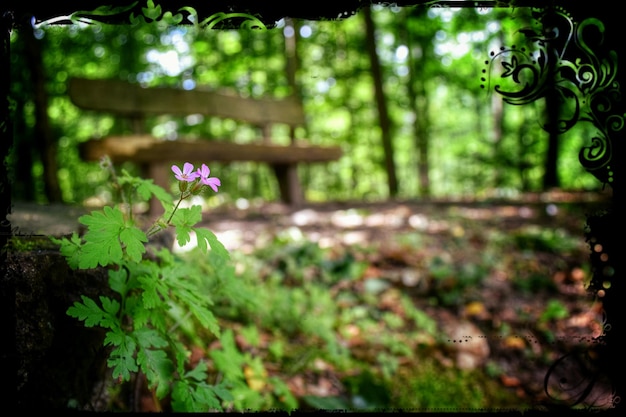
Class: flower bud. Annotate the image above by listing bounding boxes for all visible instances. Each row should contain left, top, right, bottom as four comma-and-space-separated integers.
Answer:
191, 181, 204, 195
178, 180, 188, 193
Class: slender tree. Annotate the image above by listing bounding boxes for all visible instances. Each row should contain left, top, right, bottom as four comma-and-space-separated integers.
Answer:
362, 6, 398, 198
402, 7, 433, 197
23, 25, 62, 202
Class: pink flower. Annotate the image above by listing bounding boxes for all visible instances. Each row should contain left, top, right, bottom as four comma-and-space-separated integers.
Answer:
196, 164, 221, 192
172, 162, 200, 182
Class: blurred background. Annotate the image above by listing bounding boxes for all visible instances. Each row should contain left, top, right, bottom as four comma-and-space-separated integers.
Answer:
8, 5, 604, 208
7, 4, 614, 411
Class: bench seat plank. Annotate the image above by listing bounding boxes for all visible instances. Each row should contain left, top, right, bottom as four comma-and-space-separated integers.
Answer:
68, 77, 306, 126
80, 135, 343, 164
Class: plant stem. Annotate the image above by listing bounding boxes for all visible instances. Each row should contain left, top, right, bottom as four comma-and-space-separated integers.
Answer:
146, 192, 188, 238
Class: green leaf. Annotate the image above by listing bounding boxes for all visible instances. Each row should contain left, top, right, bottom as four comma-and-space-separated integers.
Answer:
99, 296, 121, 329
172, 206, 202, 247
120, 227, 148, 263
194, 228, 229, 259
137, 348, 174, 398
125, 294, 152, 329
211, 382, 235, 403
78, 206, 126, 268
209, 330, 245, 381
108, 267, 126, 296
134, 327, 168, 349
188, 303, 220, 338
193, 383, 222, 410
66, 295, 106, 327
185, 361, 208, 381
108, 335, 138, 382
172, 380, 222, 412
171, 381, 194, 411
138, 275, 163, 309
104, 328, 126, 347
53, 233, 83, 269
136, 177, 172, 205
77, 206, 148, 267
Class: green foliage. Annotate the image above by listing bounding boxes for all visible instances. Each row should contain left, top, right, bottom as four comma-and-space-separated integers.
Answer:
209, 329, 298, 412
171, 361, 233, 411
390, 358, 523, 411
52, 165, 250, 411
511, 225, 580, 254
9, 6, 604, 207
539, 299, 569, 323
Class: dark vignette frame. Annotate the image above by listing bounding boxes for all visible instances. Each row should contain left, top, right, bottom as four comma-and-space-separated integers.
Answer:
1, 0, 621, 411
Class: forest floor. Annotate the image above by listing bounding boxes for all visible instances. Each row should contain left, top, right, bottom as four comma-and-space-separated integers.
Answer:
8, 189, 617, 411
197, 190, 615, 410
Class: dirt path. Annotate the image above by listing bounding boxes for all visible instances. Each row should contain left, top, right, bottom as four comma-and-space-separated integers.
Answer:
7, 191, 615, 409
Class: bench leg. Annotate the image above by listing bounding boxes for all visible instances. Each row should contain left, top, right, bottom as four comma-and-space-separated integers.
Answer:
272, 163, 304, 207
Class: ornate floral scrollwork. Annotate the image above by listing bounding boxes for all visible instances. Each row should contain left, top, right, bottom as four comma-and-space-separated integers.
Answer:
543, 345, 617, 410
482, 7, 619, 187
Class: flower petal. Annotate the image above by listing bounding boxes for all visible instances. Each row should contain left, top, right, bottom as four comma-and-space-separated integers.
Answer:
182, 162, 195, 175
205, 177, 221, 192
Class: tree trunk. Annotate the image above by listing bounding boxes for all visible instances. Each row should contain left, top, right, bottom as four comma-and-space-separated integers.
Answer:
24, 26, 62, 203
491, 89, 505, 188
542, 31, 560, 190
542, 91, 560, 189
402, 8, 432, 197
362, 6, 398, 198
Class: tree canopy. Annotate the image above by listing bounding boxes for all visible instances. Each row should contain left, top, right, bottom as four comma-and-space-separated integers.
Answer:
8, 3, 604, 206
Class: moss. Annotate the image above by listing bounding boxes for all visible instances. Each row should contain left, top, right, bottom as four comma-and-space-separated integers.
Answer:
6, 235, 62, 252
389, 358, 528, 411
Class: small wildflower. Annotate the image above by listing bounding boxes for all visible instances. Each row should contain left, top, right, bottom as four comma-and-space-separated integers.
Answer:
196, 164, 221, 192
172, 162, 199, 182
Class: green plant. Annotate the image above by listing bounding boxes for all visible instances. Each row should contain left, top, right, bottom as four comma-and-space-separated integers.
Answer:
390, 358, 525, 411
51, 159, 240, 411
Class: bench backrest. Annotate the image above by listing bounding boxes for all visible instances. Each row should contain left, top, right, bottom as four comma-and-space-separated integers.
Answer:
67, 77, 306, 128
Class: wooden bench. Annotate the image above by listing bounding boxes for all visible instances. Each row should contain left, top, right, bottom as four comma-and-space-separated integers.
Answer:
67, 77, 342, 213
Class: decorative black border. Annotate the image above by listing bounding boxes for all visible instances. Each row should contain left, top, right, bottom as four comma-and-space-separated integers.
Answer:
1, 0, 621, 412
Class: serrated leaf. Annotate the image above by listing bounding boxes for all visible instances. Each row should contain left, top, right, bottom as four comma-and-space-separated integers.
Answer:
53, 233, 83, 269
172, 380, 221, 412
172, 206, 202, 247
171, 381, 194, 411
104, 328, 126, 347
134, 327, 168, 349
78, 206, 126, 268
171, 339, 190, 376
194, 228, 229, 259
211, 383, 235, 402
189, 303, 220, 338
185, 360, 208, 382
99, 296, 121, 329
138, 178, 172, 204
193, 384, 221, 410
66, 295, 106, 327
209, 330, 245, 381
77, 206, 148, 267
120, 227, 147, 262
137, 348, 174, 398
138, 275, 162, 309
109, 335, 138, 382
80, 240, 123, 269
80, 205, 124, 228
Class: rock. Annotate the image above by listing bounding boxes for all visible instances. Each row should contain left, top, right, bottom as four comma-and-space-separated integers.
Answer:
5, 246, 113, 410
441, 317, 490, 371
